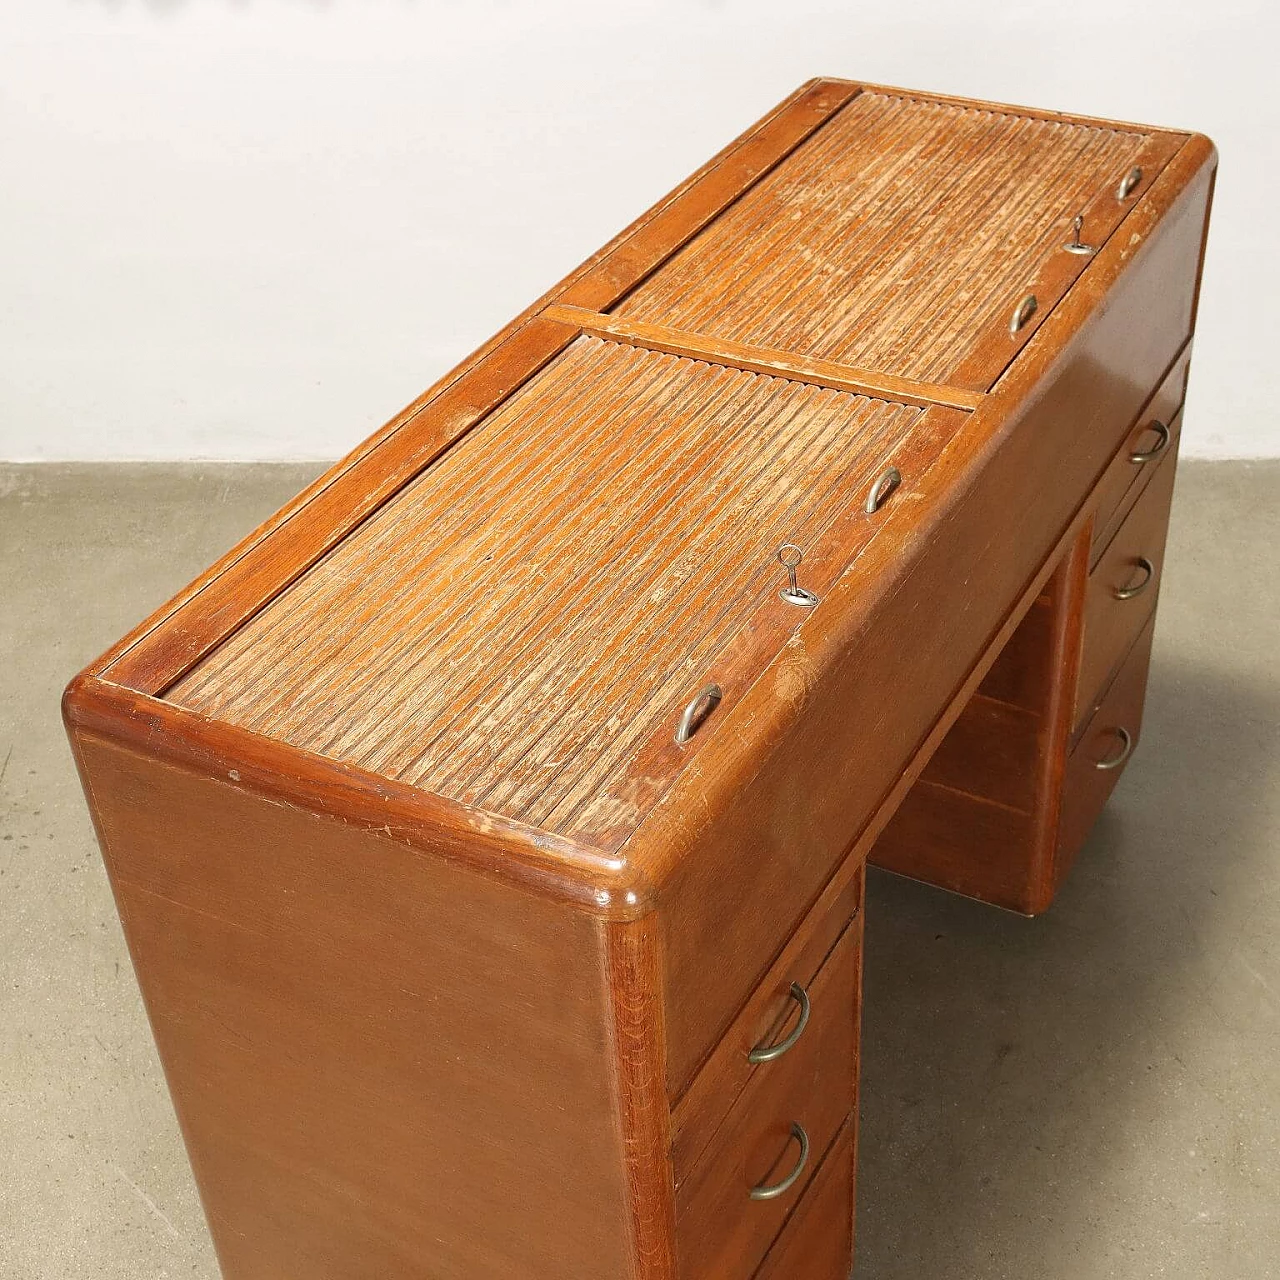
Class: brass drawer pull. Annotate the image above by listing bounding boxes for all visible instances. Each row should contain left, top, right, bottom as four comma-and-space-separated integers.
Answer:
748, 983, 811, 1064
674, 683, 722, 746
1095, 725, 1133, 771
1113, 555, 1155, 600
1129, 420, 1170, 465
865, 466, 902, 514
1009, 293, 1038, 335
749, 1122, 810, 1201
1117, 165, 1143, 200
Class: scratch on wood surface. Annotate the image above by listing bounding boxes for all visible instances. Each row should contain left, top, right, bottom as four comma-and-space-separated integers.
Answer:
772, 634, 819, 712
116, 877, 275, 942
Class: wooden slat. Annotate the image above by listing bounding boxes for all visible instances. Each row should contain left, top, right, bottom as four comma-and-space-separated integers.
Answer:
64, 674, 623, 912
561, 402, 966, 848
168, 338, 937, 841
543, 304, 984, 411
105, 317, 580, 691
614, 91, 1173, 389
845, 77, 1192, 139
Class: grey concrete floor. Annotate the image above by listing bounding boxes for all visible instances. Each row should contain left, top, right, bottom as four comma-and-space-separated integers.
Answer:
1, 460, 1277, 1279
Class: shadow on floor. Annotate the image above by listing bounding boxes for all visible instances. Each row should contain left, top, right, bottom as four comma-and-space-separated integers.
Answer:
854, 654, 1280, 1278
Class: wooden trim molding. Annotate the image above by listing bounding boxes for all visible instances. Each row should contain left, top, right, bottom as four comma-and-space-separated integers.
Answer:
543, 305, 984, 411
602, 916, 678, 1280
62, 674, 652, 916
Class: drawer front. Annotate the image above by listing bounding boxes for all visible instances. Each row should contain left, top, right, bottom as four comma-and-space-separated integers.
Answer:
1076, 440, 1178, 726
753, 1117, 855, 1280
672, 859, 863, 1183
1057, 613, 1156, 879
1090, 348, 1189, 560
676, 918, 860, 1280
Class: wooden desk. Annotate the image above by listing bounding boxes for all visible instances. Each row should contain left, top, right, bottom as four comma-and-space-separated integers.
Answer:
64, 80, 1216, 1279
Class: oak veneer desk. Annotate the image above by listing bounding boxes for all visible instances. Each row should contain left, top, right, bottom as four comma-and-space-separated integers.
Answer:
65, 81, 1215, 1279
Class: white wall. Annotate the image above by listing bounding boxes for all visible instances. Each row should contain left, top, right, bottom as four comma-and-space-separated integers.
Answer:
0, 0, 1274, 461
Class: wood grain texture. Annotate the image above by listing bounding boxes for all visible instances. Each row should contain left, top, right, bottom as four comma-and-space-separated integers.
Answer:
615, 91, 1175, 389
64, 674, 628, 914
544, 304, 985, 411
104, 316, 581, 693
558, 80, 858, 313
675, 920, 860, 1280
170, 337, 931, 845
634, 133, 1215, 1095
1057, 613, 1158, 882
603, 916, 678, 1280
1075, 437, 1179, 726
69, 729, 633, 1280
753, 1119, 856, 1280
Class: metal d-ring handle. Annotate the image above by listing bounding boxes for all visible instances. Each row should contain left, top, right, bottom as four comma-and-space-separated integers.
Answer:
1113, 556, 1154, 600
1095, 725, 1133, 771
674, 683, 722, 747
1009, 293, 1038, 335
1117, 165, 1143, 200
748, 983, 811, 1064
865, 466, 902, 514
1129, 420, 1170, 465
749, 1122, 810, 1201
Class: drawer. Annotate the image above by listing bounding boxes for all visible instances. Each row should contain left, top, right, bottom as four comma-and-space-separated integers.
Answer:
1090, 348, 1189, 561
1075, 439, 1178, 726
753, 1116, 855, 1280
672, 860, 863, 1183
676, 917, 861, 1280
1057, 613, 1156, 879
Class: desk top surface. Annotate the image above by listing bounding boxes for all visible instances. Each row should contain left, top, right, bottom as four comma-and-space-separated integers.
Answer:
79, 81, 1204, 861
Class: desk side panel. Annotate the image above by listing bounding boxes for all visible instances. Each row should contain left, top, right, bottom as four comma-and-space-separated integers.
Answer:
68, 729, 635, 1280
